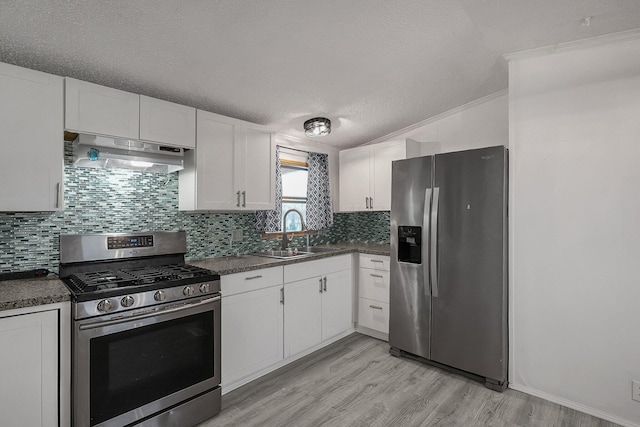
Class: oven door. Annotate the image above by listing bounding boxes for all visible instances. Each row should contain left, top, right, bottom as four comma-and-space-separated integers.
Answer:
73, 295, 221, 427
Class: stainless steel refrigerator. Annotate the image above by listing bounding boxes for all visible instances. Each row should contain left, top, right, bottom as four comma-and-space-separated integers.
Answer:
389, 145, 508, 391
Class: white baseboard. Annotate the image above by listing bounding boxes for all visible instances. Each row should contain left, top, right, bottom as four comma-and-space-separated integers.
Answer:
509, 383, 640, 427
222, 328, 355, 395
355, 325, 388, 342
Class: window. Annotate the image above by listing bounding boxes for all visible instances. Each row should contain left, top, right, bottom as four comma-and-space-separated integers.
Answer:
281, 160, 308, 232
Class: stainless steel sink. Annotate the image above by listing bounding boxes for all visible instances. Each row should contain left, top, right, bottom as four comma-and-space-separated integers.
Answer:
250, 250, 312, 259
293, 246, 344, 254
250, 246, 344, 259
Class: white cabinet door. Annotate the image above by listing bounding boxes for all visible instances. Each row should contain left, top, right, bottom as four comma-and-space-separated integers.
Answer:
139, 95, 196, 148
0, 310, 58, 427
222, 286, 284, 386
284, 277, 322, 357
338, 146, 370, 211
321, 269, 353, 341
0, 62, 63, 212
179, 110, 275, 211
239, 127, 276, 210
179, 110, 236, 210
370, 142, 406, 211
64, 78, 139, 139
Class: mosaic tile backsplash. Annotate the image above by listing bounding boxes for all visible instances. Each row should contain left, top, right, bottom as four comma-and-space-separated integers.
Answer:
0, 142, 390, 273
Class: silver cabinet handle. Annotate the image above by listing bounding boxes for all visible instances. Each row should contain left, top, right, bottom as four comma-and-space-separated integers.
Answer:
431, 187, 440, 298
370, 259, 383, 264
370, 274, 383, 278
369, 197, 373, 209
236, 191, 241, 207
244, 275, 263, 280
242, 190, 246, 207
323, 276, 327, 292
369, 305, 383, 310
365, 197, 369, 209
55, 182, 61, 209
280, 287, 284, 305
319, 278, 323, 293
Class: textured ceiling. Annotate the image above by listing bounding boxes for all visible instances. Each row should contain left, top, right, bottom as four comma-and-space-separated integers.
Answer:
1, 1, 639, 148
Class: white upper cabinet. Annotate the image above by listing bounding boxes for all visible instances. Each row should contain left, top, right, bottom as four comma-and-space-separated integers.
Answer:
338, 139, 426, 212
179, 110, 275, 211
139, 95, 196, 148
338, 146, 370, 212
65, 78, 196, 148
65, 77, 139, 139
237, 126, 276, 210
0, 62, 63, 211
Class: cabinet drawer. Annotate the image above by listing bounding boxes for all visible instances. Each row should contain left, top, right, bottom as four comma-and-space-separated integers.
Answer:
222, 267, 283, 296
359, 254, 390, 272
284, 255, 351, 283
358, 269, 389, 303
357, 298, 389, 334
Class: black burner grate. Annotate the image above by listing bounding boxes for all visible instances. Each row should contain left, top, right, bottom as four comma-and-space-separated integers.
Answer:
66, 264, 216, 294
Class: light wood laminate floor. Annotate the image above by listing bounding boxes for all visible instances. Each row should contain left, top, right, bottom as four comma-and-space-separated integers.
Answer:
199, 333, 619, 426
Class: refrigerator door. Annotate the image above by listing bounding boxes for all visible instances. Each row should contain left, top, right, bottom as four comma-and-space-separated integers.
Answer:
430, 146, 508, 383
389, 156, 433, 359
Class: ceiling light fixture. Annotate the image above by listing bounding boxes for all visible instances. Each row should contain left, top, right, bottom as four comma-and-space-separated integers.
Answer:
304, 117, 331, 137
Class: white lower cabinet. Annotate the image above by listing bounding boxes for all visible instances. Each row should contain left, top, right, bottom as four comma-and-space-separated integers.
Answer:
284, 255, 353, 358
357, 254, 391, 340
0, 303, 70, 427
283, 276, 323, 357
221, 255, 355, 393
221, 267, 284, 389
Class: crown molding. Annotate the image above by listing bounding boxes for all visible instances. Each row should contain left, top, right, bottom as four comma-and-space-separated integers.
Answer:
361, 89, 508, 147
504, 28, 640, 62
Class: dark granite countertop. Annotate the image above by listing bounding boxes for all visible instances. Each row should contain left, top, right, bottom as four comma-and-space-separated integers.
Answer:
188, 242, 390, 275
0, 243, 389, 311
0, 276, 71, 312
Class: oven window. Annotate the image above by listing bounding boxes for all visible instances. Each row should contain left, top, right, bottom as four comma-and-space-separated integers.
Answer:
89, 311, 214, 426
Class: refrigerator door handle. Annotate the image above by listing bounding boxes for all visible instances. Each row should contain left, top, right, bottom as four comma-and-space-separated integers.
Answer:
431, 187, 440, 297
423, 188, 432, 296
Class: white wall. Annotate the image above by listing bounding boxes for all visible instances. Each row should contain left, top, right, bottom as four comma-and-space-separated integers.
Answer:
364, 90, 509, 152
508, 33, 640, 426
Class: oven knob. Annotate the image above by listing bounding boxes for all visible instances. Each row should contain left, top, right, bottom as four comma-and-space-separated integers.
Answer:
154, 290, 166, 302
121, 295, 135, 307
199, 283, 211, 293
97, 299, 113, 313
183, 286, 195, 296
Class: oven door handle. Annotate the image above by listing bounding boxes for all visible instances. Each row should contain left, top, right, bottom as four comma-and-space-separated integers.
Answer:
79, 296, 221, 331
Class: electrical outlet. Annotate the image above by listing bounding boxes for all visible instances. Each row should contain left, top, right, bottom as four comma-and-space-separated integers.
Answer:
231, 229, 244, 242
633, 380, 640, 402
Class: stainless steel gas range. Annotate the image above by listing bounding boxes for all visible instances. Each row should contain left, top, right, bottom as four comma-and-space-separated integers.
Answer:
59, 231, 221, 427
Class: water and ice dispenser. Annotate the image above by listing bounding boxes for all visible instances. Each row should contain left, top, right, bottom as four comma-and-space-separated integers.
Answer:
397, 226, 422, 264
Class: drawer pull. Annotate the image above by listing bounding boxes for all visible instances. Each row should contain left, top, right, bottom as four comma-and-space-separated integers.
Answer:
244, 275, 263, 280
370, 259, 384, 264
369, 305, 383, 310
370, 274, 384, 278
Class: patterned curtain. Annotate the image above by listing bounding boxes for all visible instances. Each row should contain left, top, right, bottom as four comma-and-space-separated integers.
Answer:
306, 152, 334, 230
255, 146, 282, 232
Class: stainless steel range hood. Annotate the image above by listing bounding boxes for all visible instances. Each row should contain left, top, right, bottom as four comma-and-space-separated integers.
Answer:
72, 135, 184, 173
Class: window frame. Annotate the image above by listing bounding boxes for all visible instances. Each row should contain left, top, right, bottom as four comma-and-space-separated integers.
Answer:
262, 158, 316, 238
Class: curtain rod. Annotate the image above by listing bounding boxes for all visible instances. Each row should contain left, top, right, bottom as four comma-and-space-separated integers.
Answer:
277, 145, 310, 154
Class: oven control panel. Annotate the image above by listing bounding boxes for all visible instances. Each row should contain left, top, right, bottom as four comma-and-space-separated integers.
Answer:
107, 235, 154, 250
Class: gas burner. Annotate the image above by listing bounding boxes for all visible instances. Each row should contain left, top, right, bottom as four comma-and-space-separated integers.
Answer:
120, 266, 175, 284
68, 270, 138, 292
160, 264, 211, 279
